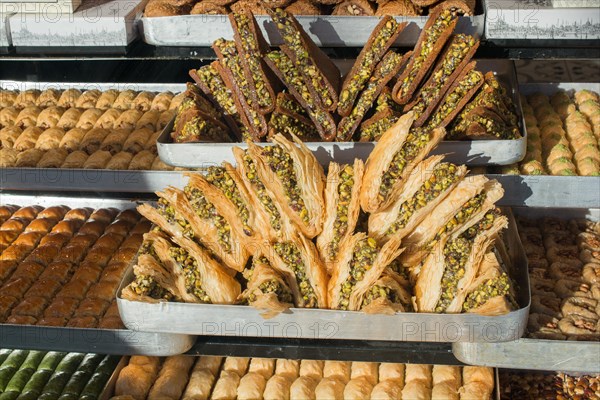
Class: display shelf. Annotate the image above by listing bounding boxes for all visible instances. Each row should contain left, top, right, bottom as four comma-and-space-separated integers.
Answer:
188, 337, 463, 365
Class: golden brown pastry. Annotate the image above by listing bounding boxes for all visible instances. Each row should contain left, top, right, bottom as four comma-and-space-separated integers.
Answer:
144, 130, 162, 153
371, 379, 404, 400
55, 107, 82, 130
113, 89, 138, 110
350, 362, 378, 385
15, 148, 44, 167
248, 358, 276, 380
299, 360, 324, 380
237, 372, 268, 400
242, 257, 293, 318
123, 127, 152, 153
344, 377, 374, 400
14, 126, 43, 151
80, 127, 110, 154
100, 128, 130, 154
83, 150, 112, 169
290, 376, 319, 400
115, 359, 159, 399
169, 92, 186, 110
35, 128, 65, 151
0, 107, 19, 127
75, 89, 102, 108
95, 89, 120, 110
379, 363, 405, 383
223, 357, 250, 376
212, 371, 242, 400
190, 1, 228, 14
36, 106, 65, 129
158, 109, 176, 129
105, 151, 134, 170
151, 157, 173, 171
115, 109, 144, 130
376, 0, 420, 15
147, 356, 195, 400
15, 106, 42, 128
323, 362, 351, 383
0, 90, 18, 108
58, 127, 86, 152
136, 110, 161, 130
14, 89, 41, 108
0, 126, 22, 148
37, 148, 68, 168
95, 108, 122, 129
76, 108, 104, 130
0, 148, 17, 167
57, 89, 81, 108
151, 91, 174, 111
401, 380, 431, 400
285, 0, 321, 14
128, 150, 155, 170
315, 377, 345, 400
264, 375, 293, 400
133, 91, 156, 112
60, 150, 89, 168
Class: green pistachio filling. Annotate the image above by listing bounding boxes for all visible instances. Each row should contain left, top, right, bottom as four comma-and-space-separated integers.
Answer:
157, 198, 195, 239
242, 152, 282, 232
273, 242, 318, 307
214, 39, 263, 130
410, 34, 476, 121
378, 126, 433, 202
462, 273, 510, 312
269, 112, 319, 141
262, 145, 309, 223
272, 9, 334, 108
359, 114, 399, 142
206, 166, 252, 236
386, 163, 460, 235
245, 255, 271, 281
376, 90, 402, 113
176, 116, 229, 143
338, 19, 398, 111
196, 65, 250, 139
248, 278, 294, 304
397, 9, 455, 99
266, 51, 333, 132
138, 240, 158, 259
338, 52, 404, 141
278, 94, 308, 117
130, 275, 173, 300
232, 13, 272, 109
328, 165, 355, 260
183, 185, 232, 253
388, 259, 410, 280
429, 69, 483, 128
428, 193, 486, 250
169, 246, 211, 303
337, 237, 379, 310
362, 285, 399, 307
435, 210, 498, 313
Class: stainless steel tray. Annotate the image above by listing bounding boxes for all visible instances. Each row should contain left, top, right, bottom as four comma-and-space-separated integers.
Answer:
453, 207, 600, 374
0, 80, 185, 93
141, 14, 484, 47
489, 175, 600, 208
519, 82, 600, 95
1, 168, 188, 193
157, 60, 526, 167
116, 208, 530, 343
0, 193, 195, 356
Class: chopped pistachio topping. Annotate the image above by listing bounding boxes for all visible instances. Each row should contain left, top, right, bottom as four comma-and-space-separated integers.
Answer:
428, 69, 483, 128
248, 278, 294, 304
362, 285, 398, 306
338, 52, 404, 141
337, 237, 379, 310
169, 246, 211, 303
359, 114, 399, 142
398, 9, 455, 99
388, 259, 410, 280
206, 166, 252, 236
378, 126, 433, 202
274, 241, 318, 307
245, 255, 271, 281
266, 51, 333, 132
176, 116, 228, 143
410, 34, 476, 121
262, 145, 309, 223
196, 65, 250, 139
232, 13, 272, 109
386, 163, 460, 235
328, 165, 355, 260
339, 19, 398, 111
428, 193, 486, 250
376, 90, 402, 113
272, 8, 334, 108
214, 39, 263, 131
242, 152, 282, 232
435, 210, 498, 312
130, 275, 173, 300
269, 112, 319, 141
278, 94, 308, 117
470, 115, 519, 140
138, 240, 158, 259
462, 273, 511, 312
157, 198, 195, 239
183, 185, 232, 253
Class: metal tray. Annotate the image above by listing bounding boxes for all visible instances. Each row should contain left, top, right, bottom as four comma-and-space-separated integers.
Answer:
1, 168, 188, 194
141, 14, 484, 47
489, 175, 600, 208
453, 207, 600, 374
116, 208, 530, 343
157, 60, 526, 167
519, 82, 600, 96
0, 80, 185, 93
0, 193, 194, 356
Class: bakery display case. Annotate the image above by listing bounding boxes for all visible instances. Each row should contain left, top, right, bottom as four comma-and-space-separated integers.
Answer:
0, 0, 598, 397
